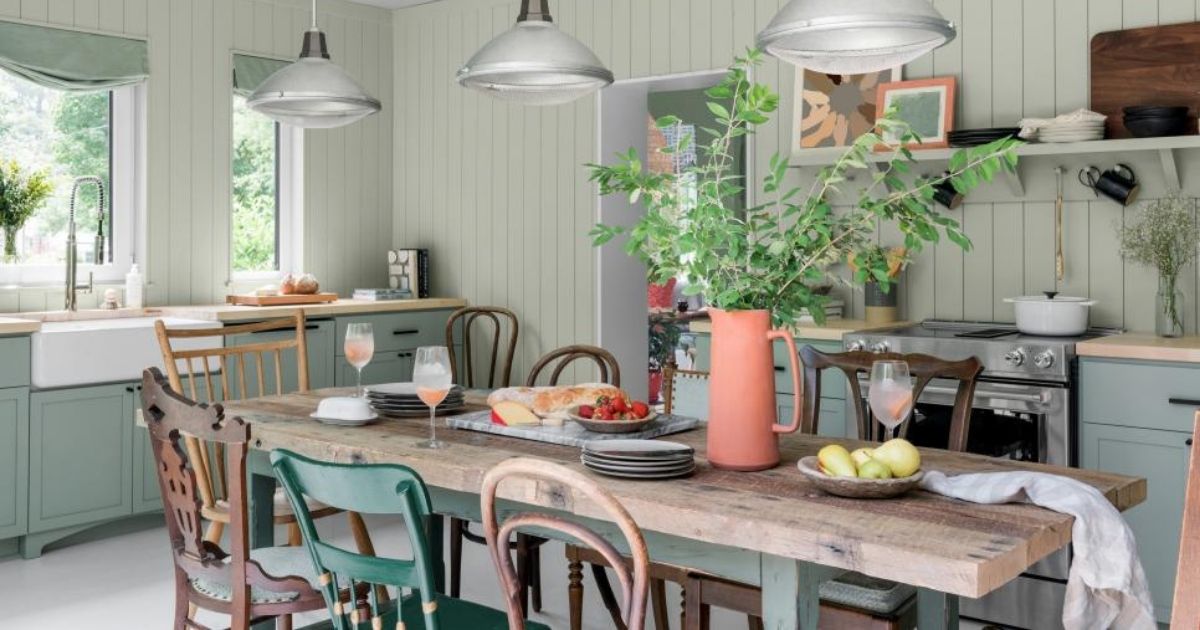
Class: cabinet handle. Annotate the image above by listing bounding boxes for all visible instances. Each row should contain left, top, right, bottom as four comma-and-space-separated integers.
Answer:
393, 329, 420, 336
774, 365, 786, 372
398, 351, 413, 358
252, 324, 320, 334
1188, 438, 1194, 447
125, 386, 134, 393
1169, 398, 1200, 407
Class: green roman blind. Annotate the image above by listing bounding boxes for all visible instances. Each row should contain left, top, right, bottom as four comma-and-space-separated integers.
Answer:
233, 54, 289, 97
0, 21, 148, 91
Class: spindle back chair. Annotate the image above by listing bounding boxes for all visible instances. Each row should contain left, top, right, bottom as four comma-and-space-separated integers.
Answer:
445, 306, 519, 388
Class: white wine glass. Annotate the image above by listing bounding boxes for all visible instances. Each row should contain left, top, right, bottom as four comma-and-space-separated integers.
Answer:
868, 360, 914, 440
343, 323, 375, 398
414, 346, 453, 450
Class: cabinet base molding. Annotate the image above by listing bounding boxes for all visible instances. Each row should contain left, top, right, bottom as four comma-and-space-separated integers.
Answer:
18, 512, 164, 559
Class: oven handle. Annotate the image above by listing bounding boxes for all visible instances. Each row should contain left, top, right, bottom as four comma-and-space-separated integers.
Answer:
920, 384, 1049, 404
1169, 397, 1200, 407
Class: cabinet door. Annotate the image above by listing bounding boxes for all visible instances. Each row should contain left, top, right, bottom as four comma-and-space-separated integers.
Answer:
336, 351, 414, 388
1082, 422, 1191, 623
227, 319, 335, 396
0, 387, 28, 539
29, 384, 133, 532
129, 384, 161, 514
776, 394, 847, 438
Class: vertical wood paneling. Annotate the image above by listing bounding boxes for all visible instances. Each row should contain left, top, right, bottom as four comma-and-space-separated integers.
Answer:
993, 203, 1025, 321
962, 203, 994, 321
1089, 200, 1125, 328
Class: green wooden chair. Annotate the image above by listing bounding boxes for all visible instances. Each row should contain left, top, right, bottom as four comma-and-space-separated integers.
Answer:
270, 448, 550, 630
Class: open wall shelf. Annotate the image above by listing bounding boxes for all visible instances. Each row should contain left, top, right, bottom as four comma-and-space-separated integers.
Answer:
790, 135, 1200, 196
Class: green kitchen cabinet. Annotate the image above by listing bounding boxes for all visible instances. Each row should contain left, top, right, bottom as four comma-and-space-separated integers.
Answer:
1081, 421, 1191, 623
0, 387, 29, 540
28, 384, 133, 533
226, 318, 335, 396
777, 393, 848, 438
0, 336, 30, 389
129, 384, 161, 514
336, 350, 415, 387
334, 309, 458, 357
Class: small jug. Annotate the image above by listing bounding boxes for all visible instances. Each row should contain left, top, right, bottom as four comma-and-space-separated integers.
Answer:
1080, 164, 1140, 206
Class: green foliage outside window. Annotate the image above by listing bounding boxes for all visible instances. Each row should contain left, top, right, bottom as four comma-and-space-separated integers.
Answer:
232, 97, 278, 273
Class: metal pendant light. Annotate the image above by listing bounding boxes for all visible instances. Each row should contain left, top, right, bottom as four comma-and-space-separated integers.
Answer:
457, 0, 614, 106
247, 0, 381, 129
756, 0, 956, 75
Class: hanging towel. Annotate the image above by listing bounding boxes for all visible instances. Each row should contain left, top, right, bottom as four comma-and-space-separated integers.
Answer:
920, 470, 1155, 630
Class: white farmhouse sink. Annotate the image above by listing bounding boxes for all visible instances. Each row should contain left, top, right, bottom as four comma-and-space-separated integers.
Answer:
31, 317, 224, 389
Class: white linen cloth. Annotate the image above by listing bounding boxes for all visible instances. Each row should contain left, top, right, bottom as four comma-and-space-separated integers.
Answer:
1017, 108, 1107, 139
920, 470, 1155, 630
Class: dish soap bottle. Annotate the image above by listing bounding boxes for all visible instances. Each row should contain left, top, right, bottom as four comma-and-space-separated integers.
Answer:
125, 263, 143, 309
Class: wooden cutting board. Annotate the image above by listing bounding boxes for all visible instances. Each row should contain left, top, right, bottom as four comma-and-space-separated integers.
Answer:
1091, 22, 1200, 139
226, 292, 339, 306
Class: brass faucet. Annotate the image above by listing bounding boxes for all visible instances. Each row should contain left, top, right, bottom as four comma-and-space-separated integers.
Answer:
65, 176, 104, 311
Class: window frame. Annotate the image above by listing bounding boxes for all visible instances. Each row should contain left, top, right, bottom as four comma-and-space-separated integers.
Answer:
0, 81, 144, 286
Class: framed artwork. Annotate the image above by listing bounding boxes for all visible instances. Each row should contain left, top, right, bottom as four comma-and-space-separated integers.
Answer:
793, 67, 901, 152
874, 77, 956, 150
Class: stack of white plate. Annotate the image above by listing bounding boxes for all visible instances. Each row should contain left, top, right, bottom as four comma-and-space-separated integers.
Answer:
1035, 120, 1105, 143
366, 382, 466, 417
581, 440, 695, 480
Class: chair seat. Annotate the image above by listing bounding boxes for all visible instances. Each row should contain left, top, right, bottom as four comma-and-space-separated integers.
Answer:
304, 594, 551, 630
189, 546, 318, 604
820, 572, 916, 616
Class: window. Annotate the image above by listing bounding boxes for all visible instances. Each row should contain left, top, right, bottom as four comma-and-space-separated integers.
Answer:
231, 95, 300, 279
0, 70, 139, 283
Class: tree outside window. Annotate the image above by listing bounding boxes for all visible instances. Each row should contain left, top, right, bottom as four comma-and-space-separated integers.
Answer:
232, 96, 278, 273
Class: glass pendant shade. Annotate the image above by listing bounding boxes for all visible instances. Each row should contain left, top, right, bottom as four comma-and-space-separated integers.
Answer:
457, 0, 613, 106
756, 0, 956, 75
247, 3, 381, 129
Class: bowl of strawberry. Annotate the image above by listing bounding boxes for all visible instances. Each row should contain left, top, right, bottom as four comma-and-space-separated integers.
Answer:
568, 395, 657, 434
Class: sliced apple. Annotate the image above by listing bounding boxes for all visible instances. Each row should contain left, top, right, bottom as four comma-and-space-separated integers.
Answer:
491, 401, 541, 427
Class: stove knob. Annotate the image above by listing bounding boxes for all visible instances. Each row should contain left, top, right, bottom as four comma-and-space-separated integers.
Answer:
870, 341, 890, 354
1004, 348, 1026, 366
1033, 351, 1055, 369
846, 339, 865, 352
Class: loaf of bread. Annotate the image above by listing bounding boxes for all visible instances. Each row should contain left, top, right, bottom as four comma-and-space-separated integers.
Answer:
487, 384, 623, 416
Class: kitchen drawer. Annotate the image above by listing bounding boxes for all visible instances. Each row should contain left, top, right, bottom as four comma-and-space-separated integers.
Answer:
335, 310, 455, 356
0, 336, 30, 389
1081, 359, 1200, 432
335, 351, 415, 388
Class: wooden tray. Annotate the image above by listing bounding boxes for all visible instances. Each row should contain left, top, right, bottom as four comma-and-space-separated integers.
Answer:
226, 293, 339, 306
1091, 23, 1200, 139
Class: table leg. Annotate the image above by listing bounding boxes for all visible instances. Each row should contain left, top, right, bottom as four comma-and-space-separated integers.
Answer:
428, 513, 446, 593
760, 555, 834, 629
917, 588, 960, 630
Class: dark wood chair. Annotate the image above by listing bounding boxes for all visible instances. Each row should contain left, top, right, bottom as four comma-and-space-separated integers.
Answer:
483, 457, 649, 630
682, 346, 983, 630
526, 344, 621, 387
140, 367, 331, 630
1172, 411, 1200, 627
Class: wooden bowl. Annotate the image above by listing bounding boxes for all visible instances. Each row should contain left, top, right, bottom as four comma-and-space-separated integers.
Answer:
567, 406, 658, 434
796, 456, 924, 499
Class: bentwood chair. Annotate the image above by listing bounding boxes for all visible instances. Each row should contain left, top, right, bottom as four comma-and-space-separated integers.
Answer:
1171, 411, 1200, 627
153, 314, 378, 578
271, 449, 549, 630
445, 307, 522, 603
483, 458, 650, 630
140, 368, 336, 630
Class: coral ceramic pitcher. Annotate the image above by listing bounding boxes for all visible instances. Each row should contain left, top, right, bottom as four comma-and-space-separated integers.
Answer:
706, 309, 803, 471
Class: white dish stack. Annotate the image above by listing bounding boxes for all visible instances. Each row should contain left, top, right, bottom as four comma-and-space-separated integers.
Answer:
581, 439, 695, 479
1033, 119, 1106, 143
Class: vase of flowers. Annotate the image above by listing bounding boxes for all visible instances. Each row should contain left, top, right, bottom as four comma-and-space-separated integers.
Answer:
588, 50, 1021, 469
1117, 193, 1199, 338
0, 161, 53, 263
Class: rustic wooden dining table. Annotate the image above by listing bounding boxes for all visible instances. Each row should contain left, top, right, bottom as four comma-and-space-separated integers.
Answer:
224, 388, 1146, 630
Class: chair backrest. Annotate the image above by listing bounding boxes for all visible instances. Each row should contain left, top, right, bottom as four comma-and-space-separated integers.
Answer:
155, 313, 310, 513
481, 458, 649, 630
141, 368, 317, 628
662, 364, 709, 421
1172, 411, 1200, 627
445, 306, 519, 388
526, 344, 621, 387
271, 448, 440, 630
800, 346, 983, 451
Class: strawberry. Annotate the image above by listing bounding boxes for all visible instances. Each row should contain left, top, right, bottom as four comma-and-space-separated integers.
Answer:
597, 408, 614, 421
578, 405, 595, 419
630, 401, 650, 419
611, 397, 628, 413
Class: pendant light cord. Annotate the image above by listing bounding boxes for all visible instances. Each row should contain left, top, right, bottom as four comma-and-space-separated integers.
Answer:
518, 0, 553, 22
310, 0, 317, 31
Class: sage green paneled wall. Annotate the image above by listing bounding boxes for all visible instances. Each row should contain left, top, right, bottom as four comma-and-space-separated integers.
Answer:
0, 0, 393, 310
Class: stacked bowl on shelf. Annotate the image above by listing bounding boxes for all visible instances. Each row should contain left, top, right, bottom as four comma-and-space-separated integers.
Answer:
1033, 118, 1106, 143
947, 127, 1022, 148
1123, 106, 1193, 138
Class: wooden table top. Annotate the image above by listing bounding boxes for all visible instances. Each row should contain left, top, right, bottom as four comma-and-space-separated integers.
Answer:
225, 388, 1146, 600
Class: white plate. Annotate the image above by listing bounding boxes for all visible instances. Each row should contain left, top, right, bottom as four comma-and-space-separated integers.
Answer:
582, 456, 694, 474
583, 439, 694, 459
584, 462, 696, 479
309, 411, 379, 427
583, 452, 695, 466
366, 383, 464, 396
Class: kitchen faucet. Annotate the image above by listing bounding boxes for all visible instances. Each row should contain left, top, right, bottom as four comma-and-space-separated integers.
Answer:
65, 176, 105, 312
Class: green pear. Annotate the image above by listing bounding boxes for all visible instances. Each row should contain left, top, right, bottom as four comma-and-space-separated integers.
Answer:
857, 458, 893, 479
817, 444, 858, 477
850, 447, 875, 468
872, 438, 921, 478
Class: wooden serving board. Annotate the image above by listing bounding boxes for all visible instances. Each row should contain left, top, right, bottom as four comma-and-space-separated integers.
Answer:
1091, 22, 1200, 139
226, 292, 339, 306
446, 409, 700, 447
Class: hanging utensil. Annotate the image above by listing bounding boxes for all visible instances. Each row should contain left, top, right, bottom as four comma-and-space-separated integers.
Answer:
1054, 166, 1065, 283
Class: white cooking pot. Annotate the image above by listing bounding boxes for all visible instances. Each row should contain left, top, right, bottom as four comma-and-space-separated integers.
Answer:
1004, 292, 1097, 336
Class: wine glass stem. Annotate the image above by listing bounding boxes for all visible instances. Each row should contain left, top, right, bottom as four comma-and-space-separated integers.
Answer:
429, 406, 437, 443
356, 368, 363, 398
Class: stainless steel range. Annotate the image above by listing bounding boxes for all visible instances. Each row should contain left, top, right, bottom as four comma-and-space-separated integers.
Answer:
843, 319, 1122, 630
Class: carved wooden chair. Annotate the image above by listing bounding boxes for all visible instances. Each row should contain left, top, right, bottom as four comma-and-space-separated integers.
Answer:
662, 364, 710, 422
271, 448, 548, 630
482, 457, 649, 630
153, 314, 378, 584
1172, 411, 1200, 627
140, 367, 331, 630
445, 306, 524, 604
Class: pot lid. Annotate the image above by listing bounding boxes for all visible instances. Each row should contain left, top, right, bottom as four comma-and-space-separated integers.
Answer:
1006, 291, 1095, 304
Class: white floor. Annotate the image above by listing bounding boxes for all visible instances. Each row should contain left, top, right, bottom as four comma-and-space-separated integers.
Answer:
0, 515, 989, 629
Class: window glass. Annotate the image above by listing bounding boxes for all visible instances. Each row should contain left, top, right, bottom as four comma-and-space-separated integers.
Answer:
232, 95, 279, 273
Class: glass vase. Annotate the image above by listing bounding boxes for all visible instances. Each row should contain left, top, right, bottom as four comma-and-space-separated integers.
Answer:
1156, 274, 1184, 338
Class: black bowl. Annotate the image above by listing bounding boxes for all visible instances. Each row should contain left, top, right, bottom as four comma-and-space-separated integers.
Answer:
1123, 115, 1193, 138
1123, 105, 1190, 118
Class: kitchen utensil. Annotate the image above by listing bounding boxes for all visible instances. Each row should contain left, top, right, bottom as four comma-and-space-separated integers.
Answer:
1004, 291, 1097, 336
868, 361, 914, 438
344, 322, 374, 398
568, 406, 659, 434
1124, 105, 1189, 117
1123, 114, 1191, 138
413, 346, 453, 449
1092, 23, 1200, 138
1079, 164, 1139, 206
1055, 167, 1064, 282
796, 456, 924, 499
932, 175, 963, 209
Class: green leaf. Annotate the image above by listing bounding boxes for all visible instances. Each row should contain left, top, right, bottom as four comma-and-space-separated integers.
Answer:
655, 115, 681, 128
707, 102, 731, 121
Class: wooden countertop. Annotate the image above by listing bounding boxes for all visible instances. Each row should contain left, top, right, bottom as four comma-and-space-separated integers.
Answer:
162, 297, 467, 323
1077, 332, 1200, 364
0, 317, 42, 335
688, 318, 911, 341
